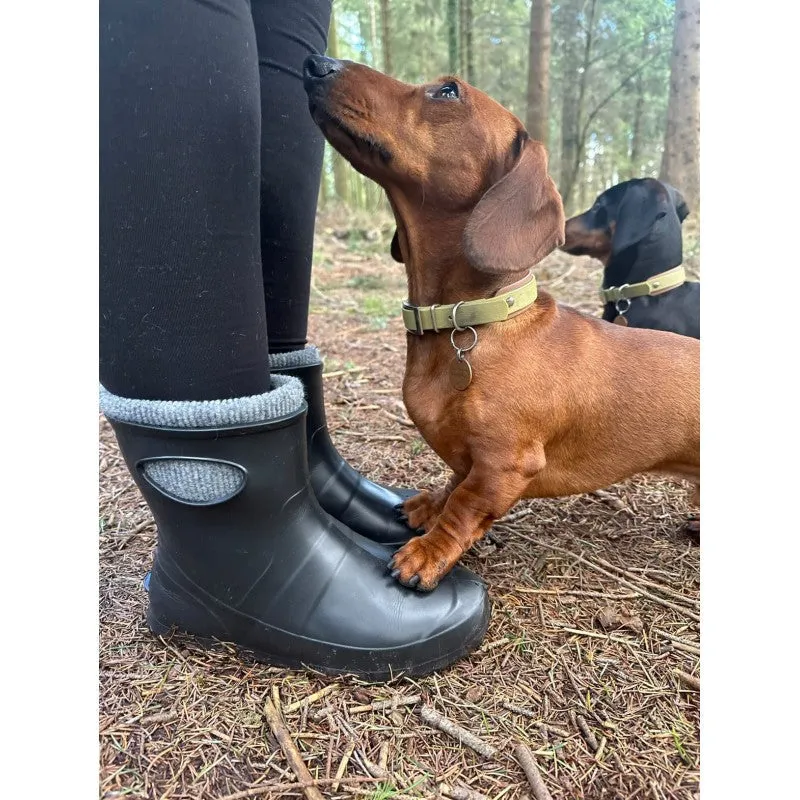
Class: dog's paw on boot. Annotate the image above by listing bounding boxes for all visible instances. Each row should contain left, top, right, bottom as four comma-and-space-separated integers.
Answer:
388, 533, 462, 592
399, 491, 444, 533
271, 347, 419, 546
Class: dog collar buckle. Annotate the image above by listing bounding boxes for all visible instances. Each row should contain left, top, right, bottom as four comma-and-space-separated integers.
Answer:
402, 301, 425, 336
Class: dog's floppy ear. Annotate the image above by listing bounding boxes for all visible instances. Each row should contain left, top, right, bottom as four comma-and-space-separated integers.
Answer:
463, 139, 565, 274
664, 183, 690, 224
611, 180, 670, 258
390, 229, 404, 262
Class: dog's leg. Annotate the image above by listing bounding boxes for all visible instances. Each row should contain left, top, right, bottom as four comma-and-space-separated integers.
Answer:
388, 466, 531, 591
399, 473, 464, 532
684, 482, 700, 544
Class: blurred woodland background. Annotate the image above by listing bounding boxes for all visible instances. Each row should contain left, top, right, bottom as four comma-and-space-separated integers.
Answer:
319, 0, 700, 219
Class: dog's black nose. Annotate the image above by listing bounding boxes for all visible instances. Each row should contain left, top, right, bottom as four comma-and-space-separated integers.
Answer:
303, 55, 343, 80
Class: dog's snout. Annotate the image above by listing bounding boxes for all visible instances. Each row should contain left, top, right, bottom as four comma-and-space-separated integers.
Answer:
303, 55, 343, 81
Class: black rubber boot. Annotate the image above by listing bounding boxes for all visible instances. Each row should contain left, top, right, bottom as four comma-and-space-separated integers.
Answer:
274, 356, 420, 545
107, 400, 489, 679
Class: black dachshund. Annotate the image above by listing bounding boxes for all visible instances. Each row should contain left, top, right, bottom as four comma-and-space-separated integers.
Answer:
562, 178, 699, 339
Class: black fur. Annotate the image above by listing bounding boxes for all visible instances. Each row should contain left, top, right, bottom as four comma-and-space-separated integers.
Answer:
567, 178, 699, 339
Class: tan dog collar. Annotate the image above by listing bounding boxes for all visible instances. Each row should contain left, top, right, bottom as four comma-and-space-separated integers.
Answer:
402, 271, 538, 335
600, 265, 686, 304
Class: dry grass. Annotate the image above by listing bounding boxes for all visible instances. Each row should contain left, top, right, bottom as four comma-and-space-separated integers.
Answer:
99, 207, 700, 800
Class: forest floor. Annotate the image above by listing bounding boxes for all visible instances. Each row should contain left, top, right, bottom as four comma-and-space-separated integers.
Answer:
99, 207, 701, 800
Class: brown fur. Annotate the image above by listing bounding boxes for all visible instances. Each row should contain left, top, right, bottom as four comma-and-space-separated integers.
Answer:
307, 61, 700, 591
562, 217, 614, 265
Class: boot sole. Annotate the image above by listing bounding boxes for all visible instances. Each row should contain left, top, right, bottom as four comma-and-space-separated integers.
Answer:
146, 600, 490, 681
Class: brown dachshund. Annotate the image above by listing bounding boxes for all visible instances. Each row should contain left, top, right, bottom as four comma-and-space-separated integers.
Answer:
303, 56, 700, 591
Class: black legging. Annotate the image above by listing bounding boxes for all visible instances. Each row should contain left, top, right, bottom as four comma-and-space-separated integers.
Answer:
100, 0, 331, 401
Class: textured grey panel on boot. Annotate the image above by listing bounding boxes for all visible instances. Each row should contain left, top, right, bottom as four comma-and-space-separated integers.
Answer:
142, 459, 245, 504
99, 375, 304, 504
268, 345, 321, 369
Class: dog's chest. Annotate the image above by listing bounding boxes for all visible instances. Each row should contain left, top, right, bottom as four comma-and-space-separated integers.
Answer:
403, 371, 472, 471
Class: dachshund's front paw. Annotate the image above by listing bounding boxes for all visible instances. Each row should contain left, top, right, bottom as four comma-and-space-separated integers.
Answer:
387, 535, 459, 592
684, 515, 700, 545
400, 491, 441, 532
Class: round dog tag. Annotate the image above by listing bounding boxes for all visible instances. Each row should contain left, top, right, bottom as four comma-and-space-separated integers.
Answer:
613, 315, 629, 326
449, 358, 473, 390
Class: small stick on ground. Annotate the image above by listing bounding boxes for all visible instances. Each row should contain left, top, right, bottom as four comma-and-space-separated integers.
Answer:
673, 669, 700, 691
140, 709, 178, 725
215, 775, 383, 800
378, 741, 389, 773
569, 710, 599, 752
263, 697, 324, 800
595, 736, 607, 762
271, 684, 282, 715
591, 489, 628, 512
349, 694, 422, 715
439, 783, 491, 800
283, 684, 339, 714
514, 742, 555, 800
332, 739, 356, 793
356, 751, 391, 781
502, 701, 537, 719
523, 538, 700, 622
418, 705, 498, 759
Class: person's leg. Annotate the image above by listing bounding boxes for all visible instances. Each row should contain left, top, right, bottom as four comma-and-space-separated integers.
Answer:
99, 0, 489, 678
250, 0, 417, 544
100, 0, 269, 400
252, 0, 329, 353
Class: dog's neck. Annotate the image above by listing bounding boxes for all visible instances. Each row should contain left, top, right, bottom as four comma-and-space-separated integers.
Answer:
393, 206, 528, 306
603, 226, 683, 289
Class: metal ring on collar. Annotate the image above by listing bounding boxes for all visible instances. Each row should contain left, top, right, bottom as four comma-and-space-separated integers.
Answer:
615, 296, 631, 315
451, 300, 468, 331
450, 325, 478, 353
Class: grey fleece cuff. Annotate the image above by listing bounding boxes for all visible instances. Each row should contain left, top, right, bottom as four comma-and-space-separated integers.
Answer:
99, 375, 305, 504
268, 345, 321, 370
99, 374, 304, 429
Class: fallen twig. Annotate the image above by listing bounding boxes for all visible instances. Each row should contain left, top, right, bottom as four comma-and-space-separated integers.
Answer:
140, 709, 178, 725
584, 551, 699, 607
347, 694, 422, 715
595, 735, 607, 762
214, 775, 383, 800
263, 697, 324, 800
283, 684, 339, 714
590, 489, 628, 512
673, 669, 700, 691
514, 587, 639, 600
419, 705, 497, 759
652, 628, 700, 652
332, 739, 356, 793
514, 742, 555, 800
380, 408, 415, 427
440, 783, 491, 800
570, 710, 599, 752
522, 538, 700, 622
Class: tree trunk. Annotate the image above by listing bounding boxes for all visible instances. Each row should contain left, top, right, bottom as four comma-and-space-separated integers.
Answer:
660, 0, 700, 212
526, 0, 551, 145
368, 0, 379, 68
630, 77, 645, 176
447, 0, 459, 74
380, 0, 392, 75
327, 13, 349, 202
560, 0, 597, 211
463, 0, 475, 83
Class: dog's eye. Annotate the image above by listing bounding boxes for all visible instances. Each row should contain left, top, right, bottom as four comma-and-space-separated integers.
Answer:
595, 207, 608, 227
433, 82, 459, 100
